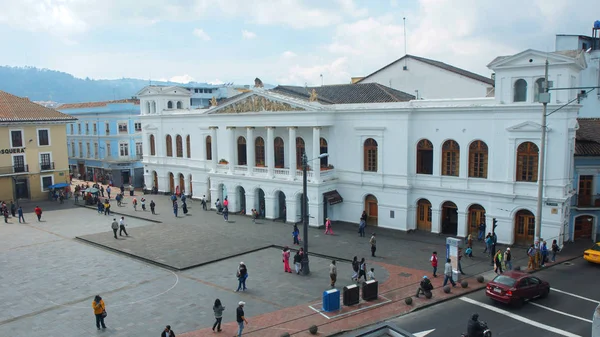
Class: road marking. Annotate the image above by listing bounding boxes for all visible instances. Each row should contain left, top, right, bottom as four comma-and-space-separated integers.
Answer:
551, 288, 600, 304
413, 329, 435, 337
307, 295, 392, 320
529, 302, 593, 323
460, 297, 582, 337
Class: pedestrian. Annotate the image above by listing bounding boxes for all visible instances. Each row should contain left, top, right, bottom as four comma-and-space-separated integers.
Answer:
3, 208, 8, 223
369, 233, 377, 257
173, 201, 178, 218
120, 184, 125, 195
223, 197, 229, 209
97, 199, 104, 214
282, 247, 292, 273
430, 251, 438, 278
292, 224, 300, 245
541, 241, 548, 267
466, 233, 473, 248
442, 258, 457, 287
494, 249, 503, 274
182, 201, 188, 215
236, 262, 248, 292
150, 200, 156, 214
10, 201, 16, 217
106, 186, 111, 199
324, 217, 333, 235
212, 299, 225, 332
527, 244, 536, 269
140, 197, 146, 211
119, 216, 128, 236
293, 250, 302, 274
116, 193, 122, 206
34, 205, 42, 221
104, 200, 111, 216
358, 217, 366, 237
351, 256, 359, 281
465, 247, 473, 258
132, 197, 137, 211
111, 218, 118, 239
161, 325, 175, 337
100, 185, 104, 197
129, 184, 134, 196
181, 193, 186, 203
504, 247, 512, 270
223, 206, 229, 221
416, 275, 434, 298
358, 258, 367, 282
201, 195, 207, 211
236, 301, 248, 337
251, 208, 258, 223
458, 248, 465, 275
74, 191, 79, 204
92, 295, 107, 330
329, 260, 337, 288
17, 206, 25, 223
478, 222, 486, 241
367, 267, 376, 280
551, 239, 560, 262
484, 233, 493, 255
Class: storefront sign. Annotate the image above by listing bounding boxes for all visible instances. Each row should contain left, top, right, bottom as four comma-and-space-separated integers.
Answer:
0, 148, 25, 154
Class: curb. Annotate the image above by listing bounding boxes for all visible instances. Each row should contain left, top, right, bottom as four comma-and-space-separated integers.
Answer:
75, 204, 163, 223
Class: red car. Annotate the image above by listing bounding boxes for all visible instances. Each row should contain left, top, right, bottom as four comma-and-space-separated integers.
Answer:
485, 271, 550, 306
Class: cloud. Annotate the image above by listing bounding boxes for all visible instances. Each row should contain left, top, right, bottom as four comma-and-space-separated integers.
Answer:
281, 51, 297, 59
193, 28, 211, 41
277, 57, 350, 86
335, 0, 368, 18
169, 74, 195, 83
241, 30, 257, 39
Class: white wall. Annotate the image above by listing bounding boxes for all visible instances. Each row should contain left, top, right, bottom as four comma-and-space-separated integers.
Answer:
576, 51, 600, 117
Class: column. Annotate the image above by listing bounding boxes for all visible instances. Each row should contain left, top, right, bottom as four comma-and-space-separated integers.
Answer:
264, 195, 276, 220
210, 127, 218, 172
312, 127, 321, 183
286, 196, 298, 223
267, 127, 275, 178
288, 127, 297, 180
245, 192, 255, 216
228, 186, 239, 213
308, 196, 324, 227
184, 174, 190, 196
228, 127, 236, 174
246, 127, 255, 176
457, 211, 468, 238
431, 209, 441, 233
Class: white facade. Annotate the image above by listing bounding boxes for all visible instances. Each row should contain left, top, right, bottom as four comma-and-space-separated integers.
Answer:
138, 50, 584, 246
357, 55, 494, 100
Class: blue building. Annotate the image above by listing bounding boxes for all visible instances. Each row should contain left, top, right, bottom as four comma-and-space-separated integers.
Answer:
58, 99, 144, 187
570, 118, 600, 243
185, 83, 250, 108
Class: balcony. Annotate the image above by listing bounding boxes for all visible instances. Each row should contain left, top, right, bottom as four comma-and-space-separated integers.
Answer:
105, 155, 143, 163
0, 165, 29, 175
212, 163, 336, 183
40, 162, 55, 171
575, 195, 600, 209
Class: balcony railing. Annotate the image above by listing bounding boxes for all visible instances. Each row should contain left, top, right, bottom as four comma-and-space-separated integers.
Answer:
40, 162, 55, 171
105, 155, 143, 162
576, 195, 600, 208
0, 165, 29, 175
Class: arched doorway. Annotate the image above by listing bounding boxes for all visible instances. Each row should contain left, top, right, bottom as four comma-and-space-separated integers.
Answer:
441, 201, 458, 235
168, 172, 174, 193
188, 174, 193, 196
217, 184, 227, 202
178, 173, 185, 195
237, 136, 247, 165
237, 186, 246, 213
152, 171, 158, 191
274, 137, 284, 168
514, 209, 535, 246
416, 199, 432, 231
255, 188, 265, 217
468, 204, 486, 237
320, 137, 328, 168
276, 191, 286, 221
574, 215, 593, 240
364, 194, 378, 226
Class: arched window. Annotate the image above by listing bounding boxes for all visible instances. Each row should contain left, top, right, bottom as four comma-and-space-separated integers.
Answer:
176, 135, 183, 157
145, 101, 151, 115
468, 140, 488, 178
416, 139, 433, 174
176, 101, 182, 109
165, 135, 173, 157
296, 137, 305, 169
237, 136, 247, 165
186, 135, 191, 158
149, 134, 156, 156
167, 101, 173, 109
516, 142, 539, 182
205, 136, 212, 160
274, 137, 285, 168
363, 138, 378, 172
514, 79, 527, 102
534, 78, 545, 102
151, 101, 156, 114
441, 140, 459, 176
320, 137, 328, 167
255, 137, 265, 166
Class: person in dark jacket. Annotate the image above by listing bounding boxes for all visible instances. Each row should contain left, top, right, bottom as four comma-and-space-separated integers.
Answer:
236, 262, 248, 292
160, 325, 175, 337
293, 250, 302, 274
416, 275, 433, 297
212, 299, 225, 332
467, 313, 486, 337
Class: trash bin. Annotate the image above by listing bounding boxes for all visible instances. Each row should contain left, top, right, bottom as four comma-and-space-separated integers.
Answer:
362, 280, 379, 301
343, 284, 360, 306
322, 289, 340, 312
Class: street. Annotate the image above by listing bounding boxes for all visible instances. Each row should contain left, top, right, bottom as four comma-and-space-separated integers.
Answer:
389, 258, 600, 337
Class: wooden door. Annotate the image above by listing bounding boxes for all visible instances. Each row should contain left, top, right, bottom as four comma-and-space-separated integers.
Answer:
578, 175, 593, 207
515, 212, 535, 246
169, 174, 174, 193
417, 200, 432, 231
153, 172, 158, 189
468, 207, 485, 236
367, 201, 378, 226
574, 216, 593, 239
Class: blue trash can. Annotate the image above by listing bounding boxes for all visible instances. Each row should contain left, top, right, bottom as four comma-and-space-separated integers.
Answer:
322, 289, 340, 312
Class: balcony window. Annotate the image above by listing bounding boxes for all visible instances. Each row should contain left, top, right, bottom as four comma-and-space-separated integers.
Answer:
119, 143, 129, 156
13, 155, 26, 173
135, 123, 142, 132
10, 130, 23, 148
40, 153, 53, 171
578, 175, 594, 207
118, 123, 128, 134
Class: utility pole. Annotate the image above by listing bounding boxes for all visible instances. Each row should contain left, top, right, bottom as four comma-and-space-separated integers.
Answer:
534, 59, 550, 244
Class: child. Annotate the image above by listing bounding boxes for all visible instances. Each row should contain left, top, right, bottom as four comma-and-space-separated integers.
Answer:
367, 267, 375, 281
465, 247, 473, 258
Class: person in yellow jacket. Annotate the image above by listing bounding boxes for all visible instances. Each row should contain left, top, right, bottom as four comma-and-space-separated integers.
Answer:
92, 295, 107, 330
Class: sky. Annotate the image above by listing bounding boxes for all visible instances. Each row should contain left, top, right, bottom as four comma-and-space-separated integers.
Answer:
0, 0, 598, 86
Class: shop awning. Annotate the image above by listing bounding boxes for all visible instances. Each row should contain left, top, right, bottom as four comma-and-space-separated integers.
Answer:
324, 190, 343, 205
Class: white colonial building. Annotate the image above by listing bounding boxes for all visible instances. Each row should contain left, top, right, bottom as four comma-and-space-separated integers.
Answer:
138, 50, 585, 246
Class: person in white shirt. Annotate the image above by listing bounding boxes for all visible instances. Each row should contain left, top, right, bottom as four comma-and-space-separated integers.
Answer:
367, 267, 375, 281
119, 216, 128, 236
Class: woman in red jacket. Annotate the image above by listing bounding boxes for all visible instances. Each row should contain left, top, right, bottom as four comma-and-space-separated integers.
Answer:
34, 206, 42, 221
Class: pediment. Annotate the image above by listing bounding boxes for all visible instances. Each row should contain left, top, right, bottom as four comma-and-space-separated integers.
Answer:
208, 92, 320, 114
506, 121, 550, 132
136, 86, 190, 97
488, 49, 585, 70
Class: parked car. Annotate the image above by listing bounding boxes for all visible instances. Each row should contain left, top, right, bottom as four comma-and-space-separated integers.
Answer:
583, 242, 600, 264
485, 271, 550, 307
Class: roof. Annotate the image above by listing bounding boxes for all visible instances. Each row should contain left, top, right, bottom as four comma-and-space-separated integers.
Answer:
0, 90, 77, 123
58, 99, 140, 109
271, 83, 415, 104
357, 54, 494, 86
575, 118, 600, 156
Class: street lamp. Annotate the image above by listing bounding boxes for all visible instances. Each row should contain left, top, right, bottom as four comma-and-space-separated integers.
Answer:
300, 152, 329, 276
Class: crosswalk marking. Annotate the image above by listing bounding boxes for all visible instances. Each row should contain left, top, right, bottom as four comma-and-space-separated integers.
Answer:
528, 302, 593, 323
550, 288, 600, 304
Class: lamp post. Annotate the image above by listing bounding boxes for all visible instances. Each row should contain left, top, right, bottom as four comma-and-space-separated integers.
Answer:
300, 152, 329, 276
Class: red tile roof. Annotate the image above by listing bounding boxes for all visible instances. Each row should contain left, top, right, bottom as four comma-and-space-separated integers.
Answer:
58, 99, 140, 109
0, 90, 77, 123
576, 118, 600, 156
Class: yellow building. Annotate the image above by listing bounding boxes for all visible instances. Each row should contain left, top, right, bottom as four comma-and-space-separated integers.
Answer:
0, 91, 76, 201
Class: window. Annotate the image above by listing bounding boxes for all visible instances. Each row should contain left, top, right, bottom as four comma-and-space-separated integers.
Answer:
176, 101, 182, 109
37, 129, 50, 146
468, 140, 488, 178
274, 137, 285, 168
119, 143, 129, 156
70, 124, 74, 134
118, 122, 128, 133
40, 153, 52, 170
514, 79, 527, 102
166, 135, 173, 157
13, 155, 26, 173
78, 142, 83, 157
441, 140, 460, 176
10, 130, 23, 148
255, 137, 264, 165
206, 135, 212, 160
94, 143, 99, 159
516, 142, 539, 182
416, 139, 433, 174
534, 78, 545, 103
93, 123, 97, 135
71, 142, 75, 157
106, 142, 111, 157
41, 175, 54, 192
167, 101, 173, 109
136, 142, 143, 157
78, 124, 82, 134
186, 135, 191, 158
320, 137, 328, 167
578, 175, 594, 206
149, 135, 156, 156
176, 135, 183, 157
237, 136, 247, 165
86, 143, 91, 158
296, 137, 305, 169
363, 138, 378, 172
134, 123, 142, 132
105, 122, 110, 135
85, 123, 89, 134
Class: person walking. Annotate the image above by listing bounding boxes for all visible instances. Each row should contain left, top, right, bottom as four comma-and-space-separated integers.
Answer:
369, 233, 377, 257
351, 256, 359, 281
212, 299, 225, 332
430, 251, 438, 278
34, 205, 42, 221
367, 267, 376, 281
111, 218, 118, 239
92, 295, 107, 330
358, 258, 367, 282
104, 199, 111, 216
504, 247, 512, 270
282, 247, 292, 273
119, 216, 128, 236
494, 249, 503, 274
201, 195, 207, 211
17, 206, 25, 223
10, 201, 16, 217
329, 260, 337, 288
478, 222, 486, 241
324, 218, 333, 235
223, 206, 229, 222
358, 216, 366, 237
466, 233, 473, 248
182, 201, 188, 215
236, 301, 248, 337
551, 239, 560, 262
293, 250, 302, 274
541, 241, 549, 267
106, 186, 111, 199
527, 244, 536, 269
484, 233, 493, 255
292, 224, 300, 245
132, 197, 138, 211
161, 325, 175, 337
458, 248, 465, 275
442, 258, 457, 287
3, 207, 8, 223
173, 201, 178, 218
150, 200, 156, 214
236, 262, 248, 292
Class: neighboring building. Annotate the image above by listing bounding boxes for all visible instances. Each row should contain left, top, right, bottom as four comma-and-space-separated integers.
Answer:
185, 83, 248, 108
139, 50, 584, 246
354, 54, 495, 99
0, 90, 76, 201
570, 118, 600, 243
58, 99, 144, 187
